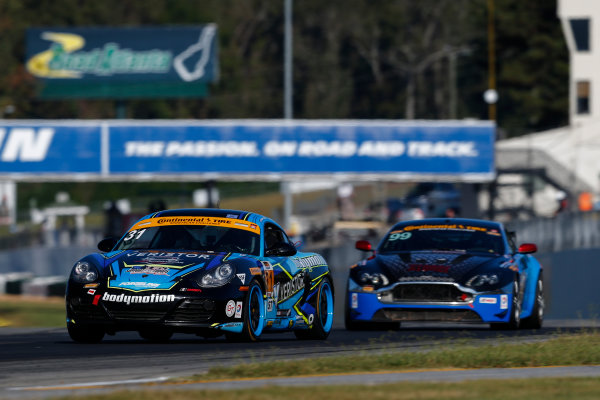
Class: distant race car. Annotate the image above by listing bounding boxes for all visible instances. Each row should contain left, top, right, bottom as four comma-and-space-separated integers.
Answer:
66, 209, 334, 343
345, 218, 544, 330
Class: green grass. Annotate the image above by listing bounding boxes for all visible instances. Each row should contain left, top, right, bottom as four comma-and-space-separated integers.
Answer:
195, 331, 600, 380
49, 377, 600, 400
0, 295, 65, 327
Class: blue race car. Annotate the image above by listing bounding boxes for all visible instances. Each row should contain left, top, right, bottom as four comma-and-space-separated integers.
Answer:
66, 209, 334, 342
345, 218, 544, 330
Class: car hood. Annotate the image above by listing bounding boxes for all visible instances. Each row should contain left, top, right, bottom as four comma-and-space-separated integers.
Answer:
99, 250, 246, 291
375, 251, 507, 284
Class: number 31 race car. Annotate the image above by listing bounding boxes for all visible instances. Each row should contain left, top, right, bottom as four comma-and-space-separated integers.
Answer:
66, 209, 334, 342
346, 218, 544, 330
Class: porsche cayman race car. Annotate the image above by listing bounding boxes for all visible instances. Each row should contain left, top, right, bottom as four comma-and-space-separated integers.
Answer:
345, 218, 544, 330
66, 209, 334, 343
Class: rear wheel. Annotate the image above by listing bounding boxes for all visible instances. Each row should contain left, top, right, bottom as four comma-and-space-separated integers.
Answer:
520, 275, 544, 329
67, 322, 105, 343
294, 277, 334, 340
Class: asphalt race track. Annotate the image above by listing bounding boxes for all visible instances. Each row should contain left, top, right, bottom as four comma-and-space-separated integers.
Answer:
0, 320, 598, 399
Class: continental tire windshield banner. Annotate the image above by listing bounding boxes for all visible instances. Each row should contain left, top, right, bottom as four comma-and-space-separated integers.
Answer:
25, 26, 218, 98
0, 120, 495, 181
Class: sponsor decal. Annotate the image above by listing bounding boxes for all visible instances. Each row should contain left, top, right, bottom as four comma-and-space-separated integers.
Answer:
351, 292, 358, 309
84, 283, 99, 288
180, 288, 202, 292
128, 216, 261, 234
276, 272, 305, 303
249, 267, 261, 275
225, 300, 236, 317
101, 292, 175, 305
408, 264, 450, 274
479, 297, 497, 304
92, 294, 101, 305
236, 273, 246, 284
277, 309, 291, 317
118, 282, 160, 289
500, 294, 508, 309
126, 252, 210, 260
226, 214, 239, 219
402, 224, 488, 232
266, 320, 274, 327
221, 322, 242, 328
235, 301, 243, 318
266, 298, 274, 312
292, 255, 327, 271
129, 266, 170, 275
87, 289, 96, 295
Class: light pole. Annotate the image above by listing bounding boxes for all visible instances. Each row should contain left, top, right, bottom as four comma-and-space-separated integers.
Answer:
282, 0, 293, 231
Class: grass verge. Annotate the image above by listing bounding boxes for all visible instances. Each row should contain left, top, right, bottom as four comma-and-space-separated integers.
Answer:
0, 295, 64, 327
51, 377, 600, 400
195, 331, 600, 380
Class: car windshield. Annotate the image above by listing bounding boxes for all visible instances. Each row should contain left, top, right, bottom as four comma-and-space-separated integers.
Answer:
116, 224, 260, 255
379, 223, 505, 254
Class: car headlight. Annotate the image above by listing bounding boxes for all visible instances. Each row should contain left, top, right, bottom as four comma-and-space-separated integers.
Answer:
71, 261, 99, 283
198, 263, 236, 288
360, 272, 389, 287
466, 274, 499, 288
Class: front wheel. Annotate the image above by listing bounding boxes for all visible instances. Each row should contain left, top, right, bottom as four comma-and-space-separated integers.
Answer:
520, 275, 544, 329
294, 277, 334, 340
228, 281, 265, 342
491, 279, 521, 330
67, 322, 105, 343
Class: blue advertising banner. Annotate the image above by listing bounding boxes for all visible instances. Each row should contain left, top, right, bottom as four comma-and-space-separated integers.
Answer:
0, 122, 102, 174
0, 120, 495, 181
26, 26, 218, 83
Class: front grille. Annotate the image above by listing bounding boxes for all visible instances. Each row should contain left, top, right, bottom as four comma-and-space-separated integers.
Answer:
70, 302, 107, 320
388, 284, 469, 303
168, 299, 215, 322
375, 308, 482, 323
107, 309, 167, 321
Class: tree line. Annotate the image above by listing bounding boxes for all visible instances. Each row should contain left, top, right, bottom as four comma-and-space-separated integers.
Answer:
0, 0, 568, 138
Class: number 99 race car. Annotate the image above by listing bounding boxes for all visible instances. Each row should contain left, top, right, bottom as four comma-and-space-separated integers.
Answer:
345, 218, 544, 330
66, 209, 334, 343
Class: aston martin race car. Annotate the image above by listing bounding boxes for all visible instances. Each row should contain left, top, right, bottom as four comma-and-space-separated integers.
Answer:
345, 218, 544, 330
66, 209, 334, 342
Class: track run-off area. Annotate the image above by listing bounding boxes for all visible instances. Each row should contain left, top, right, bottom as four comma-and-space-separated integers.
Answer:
1, 320, 599, 398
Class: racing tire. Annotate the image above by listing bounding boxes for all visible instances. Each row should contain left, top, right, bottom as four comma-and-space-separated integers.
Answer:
67, 322, 105, 343
520, 275, 544, 329
490, 279, 521, 330
294, 277, 334, 340
344, 291, 400, 331
227, 280, 265, 342
139, 328, 173, 343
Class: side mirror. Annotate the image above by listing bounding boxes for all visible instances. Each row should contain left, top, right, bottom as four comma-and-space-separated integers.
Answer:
266, 242, 297, 257
518, 243, 537, 254
355, 240, 373, 251
98, 237, 118, 252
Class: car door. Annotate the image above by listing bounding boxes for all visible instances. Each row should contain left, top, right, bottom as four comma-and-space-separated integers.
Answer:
263, 223, 305, 317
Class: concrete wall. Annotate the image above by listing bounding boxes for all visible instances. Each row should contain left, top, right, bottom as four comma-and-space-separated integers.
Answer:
0, 243, 598, 321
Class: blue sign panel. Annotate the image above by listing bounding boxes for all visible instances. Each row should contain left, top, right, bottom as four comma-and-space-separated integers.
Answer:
0, 123, 101, 174
109, 121, 494, 179
0, 120, 495, 181
26, 26, 218, 83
